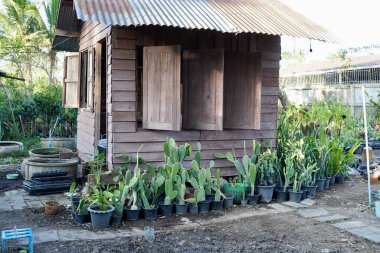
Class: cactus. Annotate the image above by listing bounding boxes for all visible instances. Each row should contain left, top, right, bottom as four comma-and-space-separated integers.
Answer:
214, 140, 261, 183
293, 171, 299, 192
175, 169, 188, 205
249, 162, 257, 196
283, 157, 295, 192
214, 169, 226, 202
163, 138, 192, 164
164, 178, 178, 205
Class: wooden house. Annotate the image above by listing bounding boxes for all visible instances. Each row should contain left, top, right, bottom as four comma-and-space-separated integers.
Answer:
54, 0, 335, 175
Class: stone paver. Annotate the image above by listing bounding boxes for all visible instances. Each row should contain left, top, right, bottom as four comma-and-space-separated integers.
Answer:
26, 200, 44, 208
298, 208, 329, 218
282, 201, 308, 209
314, 215, 348, 222
300, 199, 316, 206
268, 203, 294, 213
35, 230, 59, 243
347, 226, 380, 243
333, 221, 367, 230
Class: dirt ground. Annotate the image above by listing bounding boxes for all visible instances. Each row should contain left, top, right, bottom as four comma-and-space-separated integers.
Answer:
1, 173, 380, 252
0, 165, 23, 192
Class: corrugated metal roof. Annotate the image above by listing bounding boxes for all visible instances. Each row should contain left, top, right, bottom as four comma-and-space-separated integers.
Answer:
72, 0, 337, 42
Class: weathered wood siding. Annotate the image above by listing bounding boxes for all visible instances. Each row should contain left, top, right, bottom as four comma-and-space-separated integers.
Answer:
109, 27, 280, 175
77, 21, 111, 162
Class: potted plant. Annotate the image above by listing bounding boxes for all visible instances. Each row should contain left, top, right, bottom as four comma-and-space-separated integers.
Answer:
288, 172, 304, 203
246, 162, 260, 205
140, 170, 164, 220
185, 178, 204, 214
44, 198, 60, 215
211, 169, 225, 211
301, 163, 318, 199
159, 176, 178, 217
240, 186, 248, 206
256, 150, 277, 203
69, 182, 81, 216
174, 169, 189, 215
88, 187, 115, 229
276, 157, 294, 202
73, 199, 90, 224
223, 193, 234, 209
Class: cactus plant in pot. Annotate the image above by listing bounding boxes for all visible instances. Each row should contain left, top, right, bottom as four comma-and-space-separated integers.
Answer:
288, 172, 304, 203
301, 163, 318, 199
185, 178, 204, 214
174, 168, 189, 215
256, 150, 277, 203
276, 157, 294, 202
140, 169, 164, 220
246, 162, 260, 205
211, 169, 225, 211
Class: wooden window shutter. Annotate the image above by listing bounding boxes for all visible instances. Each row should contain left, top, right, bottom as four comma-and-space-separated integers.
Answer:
143, 45, 181, 131
87, 48, 94, 110
182, 49, 224, 130
62, 53, 80, 108
224, 52, 262, 129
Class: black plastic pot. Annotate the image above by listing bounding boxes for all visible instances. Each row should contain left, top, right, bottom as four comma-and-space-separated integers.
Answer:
143, 206, 159, 220
257, 185, 275, 203
288, 190, 303, 203
247, 194, 261, 205
303, 185, 317, 199
112, 215, 122, 226
88, 205, 114, 229
301, 189, 307, 200
211, 200, 224, 211
324, 177, 331, 189
175, 203, 189, 215
274, 189, 288, 202
335, 175, 344, 184
124, 206, 141, 221
315, 179, 325, 191
330, 174, 336, 185
241, 199, 248, 206
72, 196, 81, 211
199, 200, 211, 213
159, 203, 173, 217
74, 212, 90, 224
223, 194, 234, 209
206, 194, 215, 201
189, 205, 199, 214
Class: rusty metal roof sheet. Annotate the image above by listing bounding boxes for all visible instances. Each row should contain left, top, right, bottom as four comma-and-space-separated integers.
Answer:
72, 0, 336, 42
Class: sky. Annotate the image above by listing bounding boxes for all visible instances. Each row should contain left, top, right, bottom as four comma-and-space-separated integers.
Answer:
280, 0, 380, 60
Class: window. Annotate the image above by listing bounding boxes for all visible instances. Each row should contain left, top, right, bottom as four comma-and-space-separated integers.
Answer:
141, 46, 262, 131
63, 53, 80, 108
79, 48, 94, 109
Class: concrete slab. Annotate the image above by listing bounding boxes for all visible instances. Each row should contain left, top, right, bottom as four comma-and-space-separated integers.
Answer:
298, 208, 329, 218
300, 199, 316, 206
282, 201, 308, 209
314, 215, 348, 222
347, 226, 380, 243
35, 230, 59, 243
26, 200, 43, 208
268, 203, 294, 213
58, 229, 85, 241
333, 221, 367, 230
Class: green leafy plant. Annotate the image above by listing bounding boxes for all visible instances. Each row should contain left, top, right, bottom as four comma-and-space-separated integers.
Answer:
213, 169, 226, 201
283, 157, 295, 192
175, 168, 188, 205
214, 140, 261, 183
256, 150, 277, 186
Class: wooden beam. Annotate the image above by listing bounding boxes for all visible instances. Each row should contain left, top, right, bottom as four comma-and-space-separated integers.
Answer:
55, 28, 80, 38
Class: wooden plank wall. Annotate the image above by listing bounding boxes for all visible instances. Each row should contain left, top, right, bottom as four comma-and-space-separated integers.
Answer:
77, 21, 111, 162
109, 26, 280, 175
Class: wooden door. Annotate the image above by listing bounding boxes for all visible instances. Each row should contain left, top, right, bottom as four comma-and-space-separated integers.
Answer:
143, 46, 181, 131
224, 52, 262, 129
182, 49, 224, 130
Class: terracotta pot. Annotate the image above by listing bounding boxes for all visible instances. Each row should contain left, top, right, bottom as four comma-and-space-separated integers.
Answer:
45, 201, 60, 215
370, 175, 379, 184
